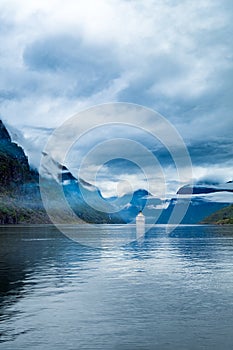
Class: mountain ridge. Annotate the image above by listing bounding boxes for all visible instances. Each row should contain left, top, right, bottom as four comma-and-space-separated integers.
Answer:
0, 121, 125, 224
1, 120, 232, 225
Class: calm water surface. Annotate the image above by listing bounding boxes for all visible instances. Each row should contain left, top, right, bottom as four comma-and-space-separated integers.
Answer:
0, 224, 233, 350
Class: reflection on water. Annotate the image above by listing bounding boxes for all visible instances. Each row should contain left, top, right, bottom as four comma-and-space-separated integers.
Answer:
0, 224, 233, 349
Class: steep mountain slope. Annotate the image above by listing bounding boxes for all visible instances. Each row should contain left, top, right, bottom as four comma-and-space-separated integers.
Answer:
40, 154, 125, 224
0, 120, 51, 223
0, 120, 154, 224
0, 120, 33, 189
0, 120, 125, 224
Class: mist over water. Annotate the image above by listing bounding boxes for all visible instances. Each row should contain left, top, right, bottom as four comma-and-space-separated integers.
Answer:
0, 224, 233, 350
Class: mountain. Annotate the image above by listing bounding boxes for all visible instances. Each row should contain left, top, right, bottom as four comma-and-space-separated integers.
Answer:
0, 120, 126, 224
200, 204, 233, 224
0, 120, 51, 224
38, 152, 125, 224
114, 182, 233, 225
0, 120, 33, 189
157, 197, 230, 224
1, 119, 232, 225
161, 182, 233, 224
106, 189, 150, 222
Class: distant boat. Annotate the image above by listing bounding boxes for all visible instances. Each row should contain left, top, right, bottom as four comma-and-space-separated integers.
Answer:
136, 211, 145, 238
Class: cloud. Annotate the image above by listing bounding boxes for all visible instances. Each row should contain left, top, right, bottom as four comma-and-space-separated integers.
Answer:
0, 0, 232, 195
199, 192, 233, 203
23, 34, 120, 97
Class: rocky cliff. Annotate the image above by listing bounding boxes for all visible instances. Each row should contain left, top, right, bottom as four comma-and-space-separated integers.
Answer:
0, 120, 50, 224
0, 120, 33, 189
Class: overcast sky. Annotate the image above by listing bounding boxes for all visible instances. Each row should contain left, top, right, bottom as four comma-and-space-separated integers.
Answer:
0, 0, 232, 197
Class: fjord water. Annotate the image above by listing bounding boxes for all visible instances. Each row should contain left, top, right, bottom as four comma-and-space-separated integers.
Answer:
0, 225, 233, 350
